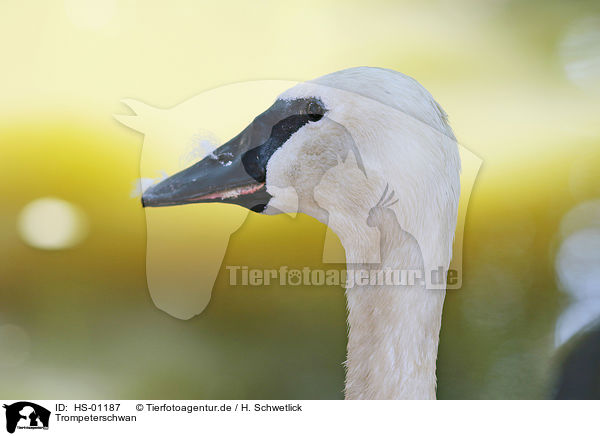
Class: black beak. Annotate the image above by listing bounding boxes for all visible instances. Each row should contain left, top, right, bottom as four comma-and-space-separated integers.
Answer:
141, 98, 326, 213
141, 138, 272, 212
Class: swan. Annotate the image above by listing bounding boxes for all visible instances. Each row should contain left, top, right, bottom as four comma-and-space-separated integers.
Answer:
141, 67, 461, 399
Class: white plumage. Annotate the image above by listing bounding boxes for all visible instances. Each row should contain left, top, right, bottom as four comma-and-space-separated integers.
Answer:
137, 67, 462, 399
265, 67, 461, 399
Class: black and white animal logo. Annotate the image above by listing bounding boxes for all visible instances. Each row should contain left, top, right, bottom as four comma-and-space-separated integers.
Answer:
3, 402, 50, 434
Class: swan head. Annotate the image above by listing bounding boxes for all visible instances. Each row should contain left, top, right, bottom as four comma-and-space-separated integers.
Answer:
142, 67, 460, 271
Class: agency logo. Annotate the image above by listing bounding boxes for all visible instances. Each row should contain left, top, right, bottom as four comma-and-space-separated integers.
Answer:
3, 402, 50, 434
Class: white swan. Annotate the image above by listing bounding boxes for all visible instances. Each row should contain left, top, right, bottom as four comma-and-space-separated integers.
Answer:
142, 67, 461, 399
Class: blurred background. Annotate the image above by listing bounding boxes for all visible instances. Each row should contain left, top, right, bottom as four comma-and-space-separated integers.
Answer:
1, 0, 600, 399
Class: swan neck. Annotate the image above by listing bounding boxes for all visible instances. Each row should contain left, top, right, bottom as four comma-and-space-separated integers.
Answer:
342, 222, 446, 400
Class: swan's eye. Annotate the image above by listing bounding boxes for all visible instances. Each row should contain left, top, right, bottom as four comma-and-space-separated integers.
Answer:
306, 101, 323, 122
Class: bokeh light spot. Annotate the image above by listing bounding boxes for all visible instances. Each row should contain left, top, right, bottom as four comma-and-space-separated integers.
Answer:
555, 300, 600, 347
559, 16, 600, 92
556, 227, 600, 300
559, 198, 600, 239
17, 197, 89, 250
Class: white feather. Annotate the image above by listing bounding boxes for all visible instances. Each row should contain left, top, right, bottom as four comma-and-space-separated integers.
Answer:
266, 67, 461, 399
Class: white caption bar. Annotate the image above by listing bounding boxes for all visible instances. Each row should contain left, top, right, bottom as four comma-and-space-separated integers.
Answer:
0, 400, 595, 436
